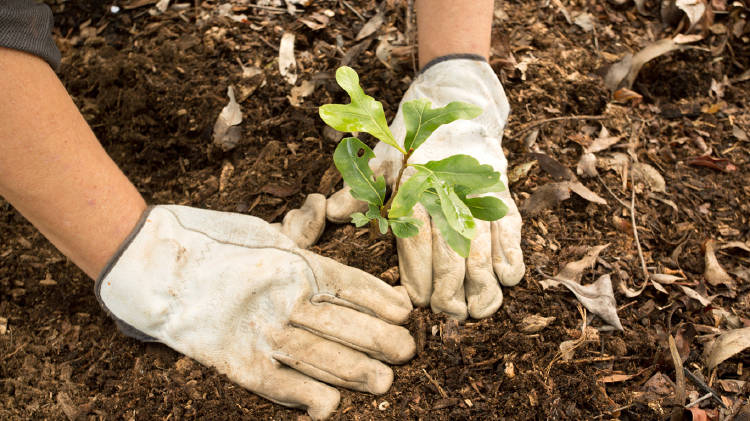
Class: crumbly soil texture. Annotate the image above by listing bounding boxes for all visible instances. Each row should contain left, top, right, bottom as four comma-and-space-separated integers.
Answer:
2, 0, 750, 419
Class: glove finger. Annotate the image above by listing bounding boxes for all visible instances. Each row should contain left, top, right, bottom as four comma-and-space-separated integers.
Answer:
395, 203, 433, 307
326, 186, 368, 223
491, 192, 525, 286
281, 193, 326, 249
235, 357, 340, 421
271, 327, 393, 394
429, 219, 468, 321
300, 250, 412, 325
290, 302, 416, 365
465, 220, 503, 319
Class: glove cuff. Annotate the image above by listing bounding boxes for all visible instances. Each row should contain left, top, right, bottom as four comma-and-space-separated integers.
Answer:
95, 206, 158, 342
418, 53, 487, 76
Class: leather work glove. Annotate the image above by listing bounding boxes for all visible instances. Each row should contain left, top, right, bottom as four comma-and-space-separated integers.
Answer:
327, 57, 525, 320
96, 205, 415, 420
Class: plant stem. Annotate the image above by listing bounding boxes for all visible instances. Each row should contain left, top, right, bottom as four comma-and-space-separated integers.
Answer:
381, 150, 412, 218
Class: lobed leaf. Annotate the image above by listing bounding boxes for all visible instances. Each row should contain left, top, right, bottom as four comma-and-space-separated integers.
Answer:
389, 216, 423, 238
333, 138, 386, 207
402, 99, 483, 152
420, 190, 471, 257
365, 203, 389, 235
388, 169, 431, 218
463, 196, 508, 221
416, 155, 501, 191
319, 67, 405, 154
350, 212, 370, 227
433, 182, 476, 240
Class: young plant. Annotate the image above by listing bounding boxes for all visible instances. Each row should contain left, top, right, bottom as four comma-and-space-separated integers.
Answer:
319, 66, 508, 257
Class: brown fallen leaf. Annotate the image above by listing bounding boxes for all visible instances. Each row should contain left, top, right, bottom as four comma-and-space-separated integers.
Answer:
530, 152, 576, 180
612, 87, 643, 104
279, 32, 297, 85
519, 314, 556, 333
261, 183, 298, 198
522, 181, 606, 215
704, 239, 736, 288
355, 9, 385, 40
212, 86, 243, 152
679, 285, 714, 306
605, 38, 689, 91
705, 327, 750, 369
599, 372, 638, 383
687, 155, 738, 172
541, 245, 623, 330
632, 162, 666, 193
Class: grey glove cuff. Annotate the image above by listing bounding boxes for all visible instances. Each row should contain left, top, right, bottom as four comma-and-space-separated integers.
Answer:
418, 53, 487, 76
94, 206, 158, 342
0, 0, 62, 70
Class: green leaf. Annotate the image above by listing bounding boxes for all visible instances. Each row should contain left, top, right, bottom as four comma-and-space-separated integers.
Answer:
388, 216, 423, 238
463, 196, 508, 221
419, 190, 471, 257
433, 182, 476, 240
333, 138, 386, 206
350, 212, 370, 227
319, 67, 405, 154
388, 168, 431, 218
415, 155, 501, 191
364, 203, 389, 235
402, 99, 483, 152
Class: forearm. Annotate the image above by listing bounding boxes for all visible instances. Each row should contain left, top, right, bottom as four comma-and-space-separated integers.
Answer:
0, 47, 146, 279
415, 0, 494, 68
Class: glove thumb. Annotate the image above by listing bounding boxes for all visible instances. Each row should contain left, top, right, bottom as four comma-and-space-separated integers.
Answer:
326, 185, 369, 223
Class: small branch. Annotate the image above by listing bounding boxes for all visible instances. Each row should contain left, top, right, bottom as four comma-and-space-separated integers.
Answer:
683, 368, 727, 408
668, 335, 686, 406
381, 151, 412, 217
596, 173, 649, 287
422, 369, 448, 398
512, 115, 610, 139
341, 0, 366, 21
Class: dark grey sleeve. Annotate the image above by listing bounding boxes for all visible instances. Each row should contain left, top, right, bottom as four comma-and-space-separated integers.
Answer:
0, 0, 61, 70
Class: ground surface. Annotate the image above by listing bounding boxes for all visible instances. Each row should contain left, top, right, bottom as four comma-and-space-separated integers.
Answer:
1, 0, 749, 419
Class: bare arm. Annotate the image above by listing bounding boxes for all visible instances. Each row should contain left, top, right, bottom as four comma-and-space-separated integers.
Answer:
0, 47, 146, 279
416, 0, 494, 68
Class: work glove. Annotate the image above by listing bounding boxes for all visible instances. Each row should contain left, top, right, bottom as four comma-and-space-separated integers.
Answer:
96, 205, 415, 420
327, 57, 525, 320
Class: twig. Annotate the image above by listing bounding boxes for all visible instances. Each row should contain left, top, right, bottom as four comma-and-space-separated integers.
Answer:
422, 369, 448, 398
246, 4, 287, 12
592, 404, 635, 419
406, 0, 416, 74
596, 173, 649, 287
685, 392, 713, 408
512, 115, 610, 139
630, 170, 649, 286
341, 0, 366, 21
683, 367, 727, 408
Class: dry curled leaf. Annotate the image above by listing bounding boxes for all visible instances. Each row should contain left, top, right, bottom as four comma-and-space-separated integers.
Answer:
705, 327, 750, 369
679, 285, 714, 306
279, 32, 297, 85
632, 162, 666, 193
604, 37, 698, 91
355, 9, 385, 40
687, 155, 738, 172
522, 181, 606, 215
520, 314, 556, 333
704, 239, 735, 288
212, 86, 243, 151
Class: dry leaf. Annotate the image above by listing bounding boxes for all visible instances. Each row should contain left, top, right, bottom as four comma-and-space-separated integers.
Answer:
687, 155, 738, 172
605, 38, 694, 91
542, 245, 622, 330
679, 285, 714, 306
676, 0, 707, 29
704, 239, 735, 288
632, 162, 666, 193
732, 125, 749, 142
355, 10, 385, 41
508, 161, 536, 183
577, 152, 598, 177
569, 181, 607, 204
574, 13, 595, 32
613, 87, 643, 103
522, 182, 571, 215
705, 327, 750, 369
279, 32, 297, 85
530, 152, 575, 180
588, 126, 622, 153
599, 373, 638, 383
651, 273, 685, 284
520, 314, 556, 333
720, 241, 750, 253
212, 86, 243, 151
716, 379, 746, 393
288, 80, 316, 106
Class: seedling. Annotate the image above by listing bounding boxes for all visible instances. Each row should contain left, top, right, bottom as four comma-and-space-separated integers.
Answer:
319, 67, 508, 257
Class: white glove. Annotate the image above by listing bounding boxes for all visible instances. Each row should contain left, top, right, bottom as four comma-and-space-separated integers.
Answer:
327, 58, 525, 320
96, 205, 415, 420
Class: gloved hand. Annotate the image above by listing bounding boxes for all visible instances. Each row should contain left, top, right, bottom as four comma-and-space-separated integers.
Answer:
327, 58, 525, 320
96, 205, 415, 420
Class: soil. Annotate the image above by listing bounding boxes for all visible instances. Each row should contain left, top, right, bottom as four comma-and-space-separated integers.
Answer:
2, 0, 750, 420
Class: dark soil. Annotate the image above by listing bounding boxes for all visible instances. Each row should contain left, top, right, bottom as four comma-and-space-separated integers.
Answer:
2, 0, 749, 419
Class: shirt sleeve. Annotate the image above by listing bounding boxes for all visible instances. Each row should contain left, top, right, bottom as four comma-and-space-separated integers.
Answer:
0, 0, 61, 70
